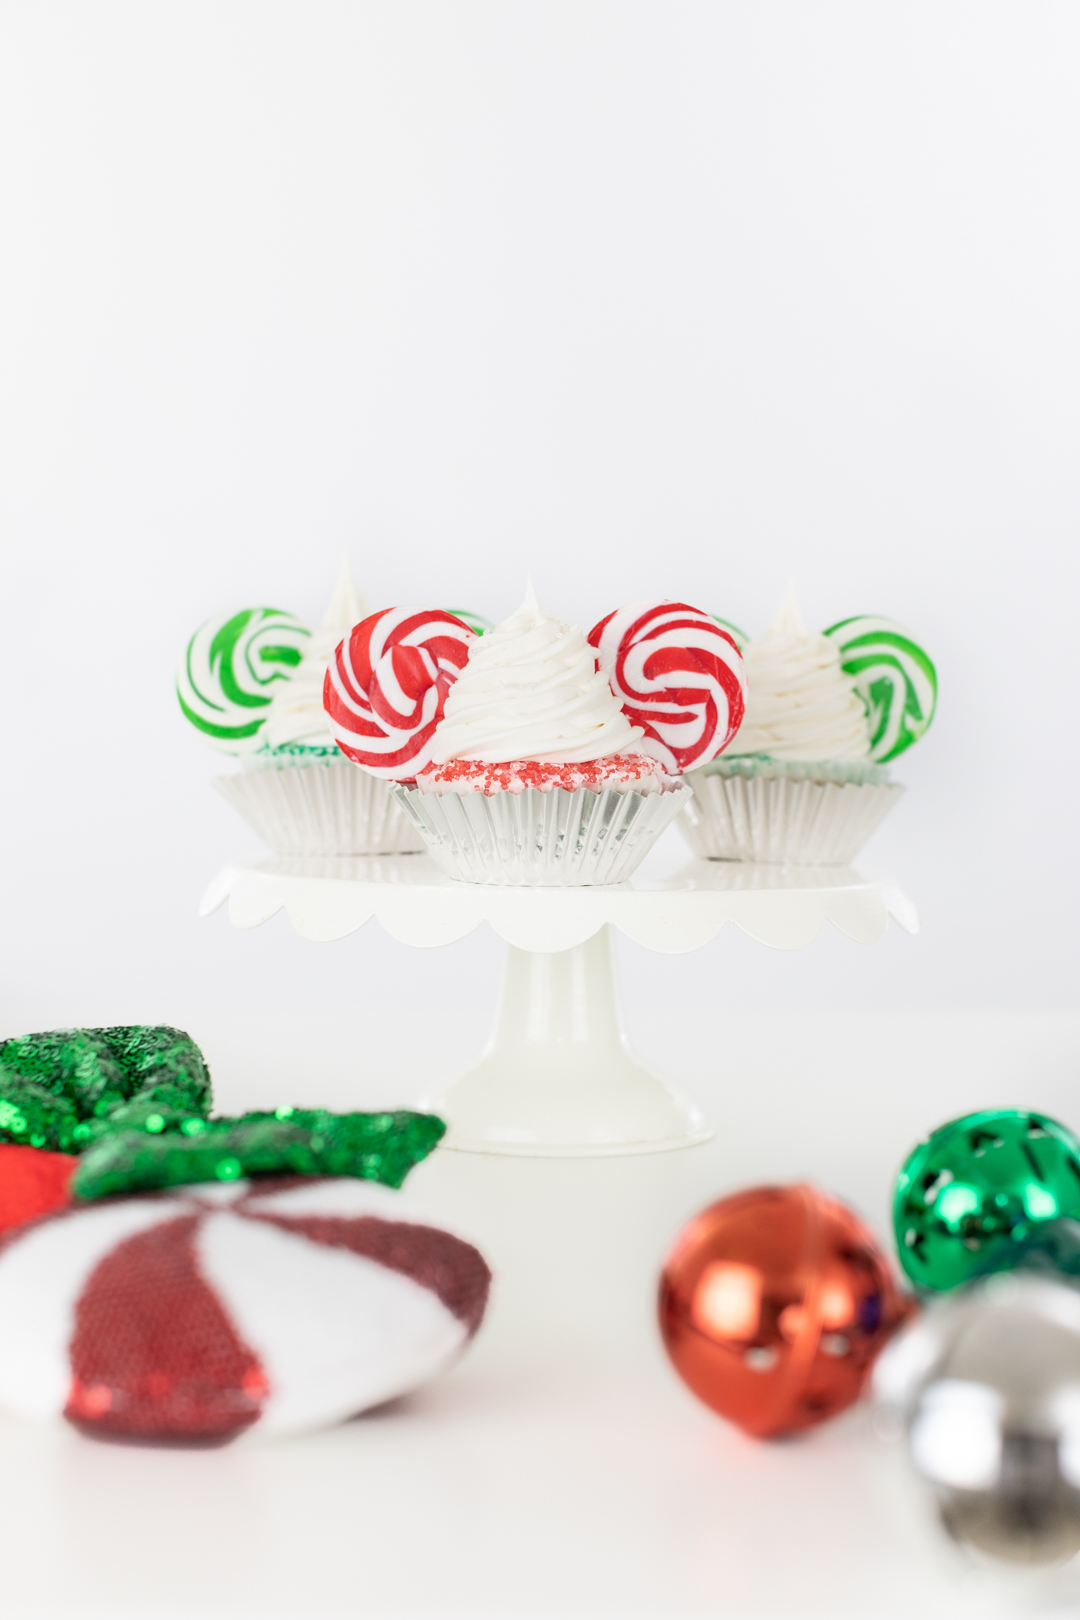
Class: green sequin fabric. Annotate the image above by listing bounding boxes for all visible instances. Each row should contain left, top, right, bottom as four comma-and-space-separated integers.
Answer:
73, 1108, 445, 1200
0, 1027, 211, 1154
0, 1026, 445, 1200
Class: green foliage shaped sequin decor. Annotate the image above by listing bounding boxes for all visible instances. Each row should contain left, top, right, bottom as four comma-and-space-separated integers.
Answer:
73, 1108, 445, 1200
894, 1109, 1080, 1292
0, 1027, 211, 1154
0, 1025, 446, 1199
177, 606, 310, 753
824, 615, 937, 762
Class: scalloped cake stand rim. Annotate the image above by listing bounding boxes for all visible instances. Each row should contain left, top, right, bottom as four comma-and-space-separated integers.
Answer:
199, 855, 918, 956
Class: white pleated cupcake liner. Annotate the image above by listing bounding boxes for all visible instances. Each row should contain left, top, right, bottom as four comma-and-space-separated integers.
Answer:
216, 759, 425, 857
393, 782, 693, 886
680, 768, 903, 865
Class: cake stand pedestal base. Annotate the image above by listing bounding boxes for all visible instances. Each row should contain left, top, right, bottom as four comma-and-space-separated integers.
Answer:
422, 925, 709, 1156
202, 853, 918, 1159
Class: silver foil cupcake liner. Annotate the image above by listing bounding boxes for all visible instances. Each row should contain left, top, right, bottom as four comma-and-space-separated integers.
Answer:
680, 767, 903, 865
216, 759, 425, 857
394, 781, 692, 886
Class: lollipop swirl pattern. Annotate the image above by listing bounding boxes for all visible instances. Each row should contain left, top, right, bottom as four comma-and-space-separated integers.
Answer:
324, 608, 476, 780
441, 607, 493, 637
588, 602, 747, 774
824, 616, 937, 763
177, 608, 309, 753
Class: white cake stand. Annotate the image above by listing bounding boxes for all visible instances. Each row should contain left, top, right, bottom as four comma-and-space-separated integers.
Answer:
200, 849, 917, 1159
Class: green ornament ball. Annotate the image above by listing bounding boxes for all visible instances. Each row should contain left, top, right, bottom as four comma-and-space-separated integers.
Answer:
893, 1109, 1080, 1292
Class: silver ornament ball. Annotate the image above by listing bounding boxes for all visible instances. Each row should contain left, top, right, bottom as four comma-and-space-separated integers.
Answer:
874, 1273, 1080, 1566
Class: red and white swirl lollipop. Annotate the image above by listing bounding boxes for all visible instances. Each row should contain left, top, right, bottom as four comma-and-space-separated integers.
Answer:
323, 608, 476, 780
588, 601, 747, 774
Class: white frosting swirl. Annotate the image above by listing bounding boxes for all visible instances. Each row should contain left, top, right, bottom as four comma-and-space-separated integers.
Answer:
263, 559, 367, 749
729, 590, 870, 762
429, 585, 644, 765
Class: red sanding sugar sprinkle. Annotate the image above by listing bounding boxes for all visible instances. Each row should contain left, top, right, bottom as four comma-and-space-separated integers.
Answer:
417, 754, 672, 797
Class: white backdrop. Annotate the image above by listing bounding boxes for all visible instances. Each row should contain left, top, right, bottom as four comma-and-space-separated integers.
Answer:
3, 18, 1080, 1614
1, 0, 1078, 1037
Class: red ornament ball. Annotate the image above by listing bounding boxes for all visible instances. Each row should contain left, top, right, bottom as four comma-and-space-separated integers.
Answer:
658, 1183, 912, 1438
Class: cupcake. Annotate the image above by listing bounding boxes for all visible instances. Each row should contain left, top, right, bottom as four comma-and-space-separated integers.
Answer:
679, 589, 937, 865
177, 562, 483, 857
324, 588, 746, 887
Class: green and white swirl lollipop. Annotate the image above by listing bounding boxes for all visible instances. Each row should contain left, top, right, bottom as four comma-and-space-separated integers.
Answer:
824, 615, 937, 762
178, 607, 310, 753
442, 607, 493, 637
710, 615, 748, 652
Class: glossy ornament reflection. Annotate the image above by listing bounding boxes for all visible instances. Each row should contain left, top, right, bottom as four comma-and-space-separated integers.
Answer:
658, 1183, 912, 1438
875, 1274, 1080, 1565
894, 1110, 1080, 1294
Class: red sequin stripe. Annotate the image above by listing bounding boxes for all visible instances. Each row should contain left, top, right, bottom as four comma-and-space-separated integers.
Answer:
0, 1144, 77, 1235
248, 1212, 491, 1336
66, 1213, 268, 1440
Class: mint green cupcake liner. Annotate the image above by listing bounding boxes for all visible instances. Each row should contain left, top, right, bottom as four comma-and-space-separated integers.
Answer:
680, 763, 903, 866
703, 753, 891, 787
216, 757, 425, 857
242, 742, 343, 769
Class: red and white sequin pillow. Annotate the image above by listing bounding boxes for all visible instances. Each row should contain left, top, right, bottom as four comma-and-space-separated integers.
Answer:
0, 1176, 490, 1441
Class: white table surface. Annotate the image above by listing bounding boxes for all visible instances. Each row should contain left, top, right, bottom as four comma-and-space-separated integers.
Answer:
2, 993, 1079, 1618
